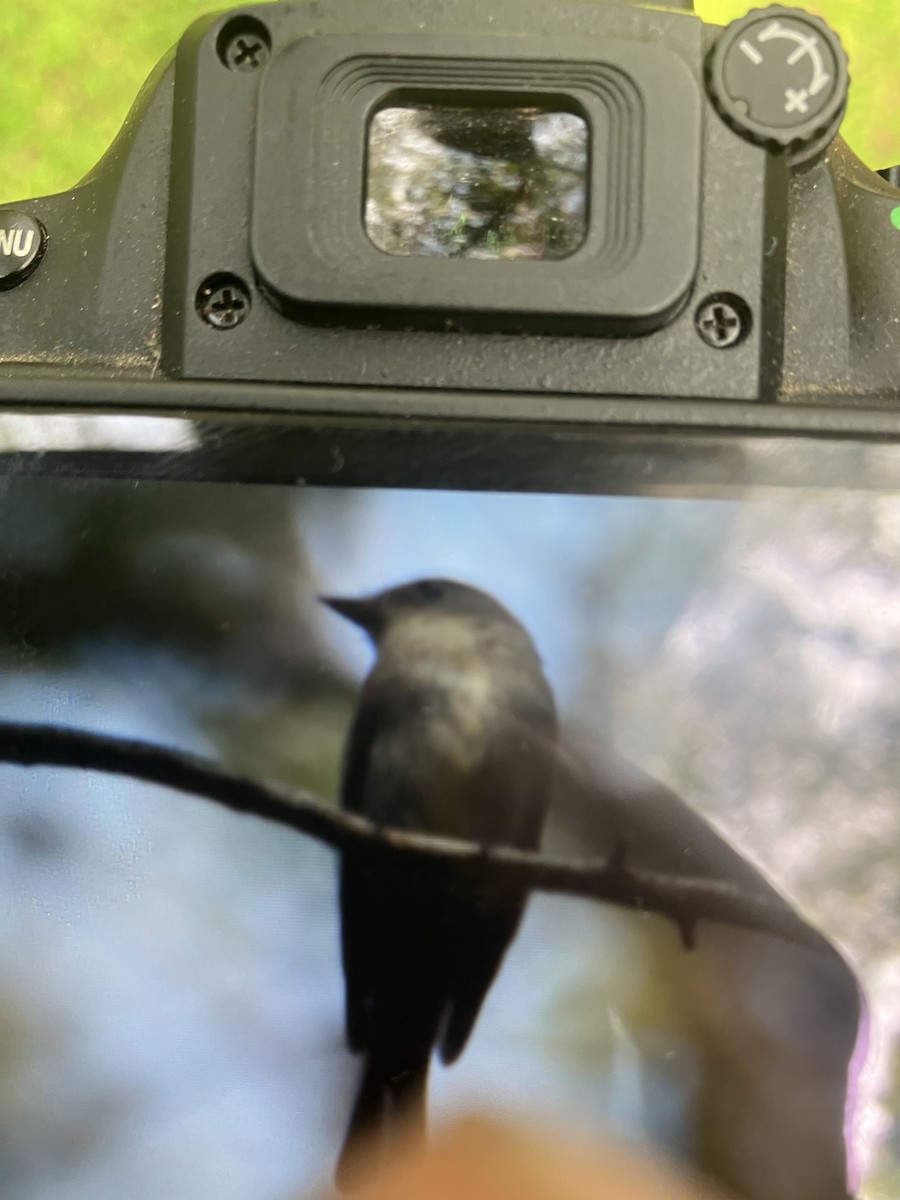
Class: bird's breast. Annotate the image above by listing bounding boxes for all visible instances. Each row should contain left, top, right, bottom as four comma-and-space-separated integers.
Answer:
369, 615, 540, 835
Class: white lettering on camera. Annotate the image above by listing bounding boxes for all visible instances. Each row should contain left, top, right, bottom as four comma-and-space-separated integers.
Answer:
0, 227, 35, 258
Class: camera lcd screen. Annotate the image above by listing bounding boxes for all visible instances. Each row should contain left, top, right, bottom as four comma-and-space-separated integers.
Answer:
0, 465, 896, 1200
364, 103, 589, 260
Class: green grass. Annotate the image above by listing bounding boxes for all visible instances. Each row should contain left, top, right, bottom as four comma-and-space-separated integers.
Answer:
0, 2, 217, 203
0, 0, 897, 205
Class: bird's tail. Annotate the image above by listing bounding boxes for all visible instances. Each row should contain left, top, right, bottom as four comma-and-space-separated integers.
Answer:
335, 1052, 430, 1191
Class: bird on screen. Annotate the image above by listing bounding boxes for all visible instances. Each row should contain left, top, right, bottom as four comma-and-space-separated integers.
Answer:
322, 578, 558, 1188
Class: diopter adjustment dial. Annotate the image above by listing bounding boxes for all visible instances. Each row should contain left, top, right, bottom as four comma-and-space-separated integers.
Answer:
706, 5, 849, 164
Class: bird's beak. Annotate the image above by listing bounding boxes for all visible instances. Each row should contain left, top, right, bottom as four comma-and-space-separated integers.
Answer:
320, 594, 383, 635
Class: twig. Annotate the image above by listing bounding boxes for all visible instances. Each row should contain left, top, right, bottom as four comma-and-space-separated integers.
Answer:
0, 721, 831, 955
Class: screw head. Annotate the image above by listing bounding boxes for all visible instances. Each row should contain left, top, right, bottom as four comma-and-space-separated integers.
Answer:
695, 294, 750, 349
217, 17, 272, 72
223, 33, 270, 72
196, 274, 251, 330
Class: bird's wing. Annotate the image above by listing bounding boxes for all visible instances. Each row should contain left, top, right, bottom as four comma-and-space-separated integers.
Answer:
440, 712, 557, 1065
339, 680, 438, 1052
338, 693, 387, 1052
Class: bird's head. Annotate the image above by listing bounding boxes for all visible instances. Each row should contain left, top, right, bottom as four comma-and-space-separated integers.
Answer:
320, 578, 520, 645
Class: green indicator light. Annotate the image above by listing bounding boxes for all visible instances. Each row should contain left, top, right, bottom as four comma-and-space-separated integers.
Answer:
892, 206, 900, 232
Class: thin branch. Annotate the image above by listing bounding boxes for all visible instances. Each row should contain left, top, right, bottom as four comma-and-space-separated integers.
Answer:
0, 721, 831, 955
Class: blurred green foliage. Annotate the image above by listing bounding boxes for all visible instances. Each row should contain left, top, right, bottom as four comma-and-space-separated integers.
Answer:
0, 1, 896, 207
0, 1, 214, 204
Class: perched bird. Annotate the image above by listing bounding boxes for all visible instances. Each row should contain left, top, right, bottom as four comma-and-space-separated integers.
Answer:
322, 578, 557, 1188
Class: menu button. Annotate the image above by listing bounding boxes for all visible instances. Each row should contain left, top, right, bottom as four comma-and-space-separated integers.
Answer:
0, 211, 48, 290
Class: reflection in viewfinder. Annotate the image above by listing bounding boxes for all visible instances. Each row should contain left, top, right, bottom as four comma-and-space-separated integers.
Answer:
365, 103, 588, 260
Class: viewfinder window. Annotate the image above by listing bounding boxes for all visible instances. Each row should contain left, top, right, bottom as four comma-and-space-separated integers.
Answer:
365, 103, 588, 260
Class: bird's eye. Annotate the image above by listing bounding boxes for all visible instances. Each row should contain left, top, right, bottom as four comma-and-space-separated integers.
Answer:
417, 580, 445, 602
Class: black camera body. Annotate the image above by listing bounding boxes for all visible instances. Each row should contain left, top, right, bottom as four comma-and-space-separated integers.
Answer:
0, 0, 898, 493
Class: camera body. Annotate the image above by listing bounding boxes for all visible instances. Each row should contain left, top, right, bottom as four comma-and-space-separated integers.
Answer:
0, 0, 898, 493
